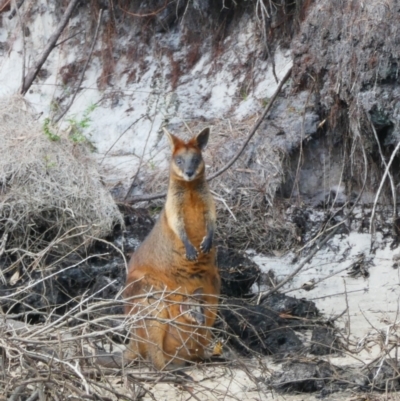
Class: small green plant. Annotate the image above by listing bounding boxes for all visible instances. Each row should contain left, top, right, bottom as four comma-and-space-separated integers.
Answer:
148, 159, 157, 170
261, 97, 270, 107
43, 154, 57, 169
150, 206, 162, 216
43, 118, 60, 141
240, 88, 248, 101
67, 103, 97, 145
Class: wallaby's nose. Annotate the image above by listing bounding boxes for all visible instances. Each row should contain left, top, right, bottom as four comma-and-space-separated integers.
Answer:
186, 170, 194, 178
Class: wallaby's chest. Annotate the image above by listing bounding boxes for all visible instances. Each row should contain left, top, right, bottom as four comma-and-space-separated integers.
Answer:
182, 192, 208, 238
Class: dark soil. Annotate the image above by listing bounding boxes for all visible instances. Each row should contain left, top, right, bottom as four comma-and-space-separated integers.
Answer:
217, 293, 321, 356
217, 246, 260, 297
270, 359, 400, 395
218, 299, 303, 356
262, 293, 319, 320
310, 327, 340, 356
271, 360, 341, 393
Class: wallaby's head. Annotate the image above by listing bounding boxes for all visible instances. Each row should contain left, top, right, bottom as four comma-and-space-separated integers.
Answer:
180, 288, 205, 325
164, 127, 210, 182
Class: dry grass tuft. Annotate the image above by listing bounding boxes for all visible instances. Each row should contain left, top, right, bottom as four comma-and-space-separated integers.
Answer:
0, 96, 123, 274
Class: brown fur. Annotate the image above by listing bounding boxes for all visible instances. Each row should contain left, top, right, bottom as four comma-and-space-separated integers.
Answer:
96, 288, 208, 369
123, 128, 220, 370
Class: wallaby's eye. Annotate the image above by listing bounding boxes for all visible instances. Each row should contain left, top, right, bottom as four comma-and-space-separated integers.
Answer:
193, 156, 200, 164
176, 157, 183, 165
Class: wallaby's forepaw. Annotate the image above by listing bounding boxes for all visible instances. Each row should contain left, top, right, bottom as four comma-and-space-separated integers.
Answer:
200, 235, 213, 254
185, 244, 198, 261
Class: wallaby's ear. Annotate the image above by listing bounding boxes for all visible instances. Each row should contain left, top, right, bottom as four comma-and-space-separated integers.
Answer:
195, 128, 210, 150
192, 287, 204, 300
163, 127, 180, 150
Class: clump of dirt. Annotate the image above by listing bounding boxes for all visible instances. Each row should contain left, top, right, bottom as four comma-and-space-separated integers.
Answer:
264, 293, 318, 318
310, 327, 340, 356
217, 246, 260, 297
0, 96, 123, 278
218, 299, 303, 356
270, 360, 348, 393
270, 358, 400, 395
218, 291, 323, 357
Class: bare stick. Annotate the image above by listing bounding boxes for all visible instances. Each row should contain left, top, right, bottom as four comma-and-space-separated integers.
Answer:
208, 67, 292, 180
369, 140, 400, 234
368, 114, 398, 227
0, 0, 11, 14
8, 385, 26, 401
0, 253, 108, 300
54, 9, 103, 123
100, 114, 145, 164
119, 0, 169, 17
343, 277, 351, 343
20, 0, 80, 95
127, 66, 293, 203
256, 224, 340, 304
55, 29, 84, 47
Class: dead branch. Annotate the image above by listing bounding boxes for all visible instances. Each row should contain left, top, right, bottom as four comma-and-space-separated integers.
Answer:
0, 0, 11, 14
126, 66, 293, 204
208, 67, 292, 180
256, 224, 340, 304
100, 114, 146, 164
368, 116, 397, 220
20, 0, 80, 95
370, 140, 400, 234
54, 9, 103, 123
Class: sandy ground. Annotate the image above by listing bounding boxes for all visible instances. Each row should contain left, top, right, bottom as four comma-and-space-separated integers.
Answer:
252, 228, 400, 364
97, 362, 399, 401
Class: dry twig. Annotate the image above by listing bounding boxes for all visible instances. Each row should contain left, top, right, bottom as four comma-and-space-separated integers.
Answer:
54, 9, 104, 123
370, 140, 400, 234
21, 0, 80, 95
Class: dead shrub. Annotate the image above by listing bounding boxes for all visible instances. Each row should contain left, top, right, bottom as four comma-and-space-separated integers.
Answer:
0, 96, 123, 274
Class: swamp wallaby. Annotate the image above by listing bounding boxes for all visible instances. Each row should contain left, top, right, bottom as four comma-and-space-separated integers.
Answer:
123, 128, 220, 370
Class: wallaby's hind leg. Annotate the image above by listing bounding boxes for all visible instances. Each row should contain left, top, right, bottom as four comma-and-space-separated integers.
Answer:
145, 314, 168, 370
